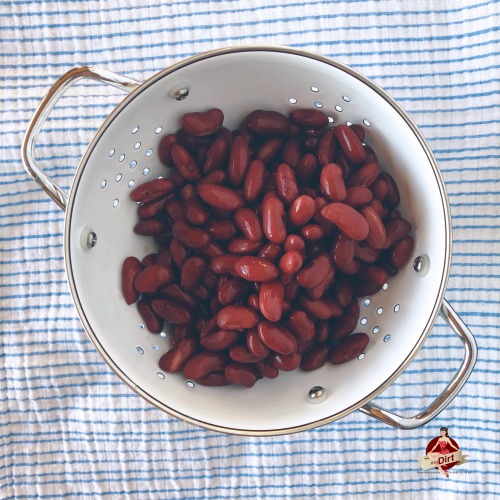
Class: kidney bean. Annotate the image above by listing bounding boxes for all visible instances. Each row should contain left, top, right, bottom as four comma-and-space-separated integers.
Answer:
180, 182, 196, 201
171, 324, 194, 347
197, 372, 231, 386
296, 153, 318, 183
234, 208, 263, 242
184, 198, 208, 226
164, 200, 186, 222
290, 108, 329, 129
180, 257, 206, 292
183, 351, 228, 380
276, 163, 299, 206
383, 217, 412, 249
210, 254, 239, 276
257, 321, 297, 355
217, 278, 249, 306
287, 310, 315, 341
197, 241, 225, 260
257, 137, 283, 164
202, 135, 229, 174
370, 178, 389, 202
225, 363, 257, 387
354, 281, 384, 297
317, 127, 337, 166
344, 186, 373, 207
122, 257, 142, 305
321, 202, 369, 241
269, 351, 301, 371
159, 134, 178, 167
227, 135, 250, 186
204, 220, 234, 243
197, 184, 244, 212
301, 224, 325, 242
330, 332, 369, 365
390, 235, 415, 268
278, 251, 304, 282
160, 283, 196, 309
361, 206, 387, 249
200, 329, 239, 351
257, 243, 283, 263
262, 195, 286, 244
313, 196, 333, 228
332, 277, 353, 308
130, 178, 175, 204
304, 137, 318, 152
242, 159, 266, 202
234, 256, 279, 282
247, 110, 290, 136
133, 218, 164, 236
172, 221, 210, 249
217, 305, 259, 331
349, 123, 365, 142
369, 199, 389, 220
379, 172, 400, 208
229, 345, 267, 364
330, 313, 358, 341
159, 338, 198, 373
181, 108, 224, 137
226, 237, 262, 255
301, 343, 331, 371
357, 265, 389, 289
259, 280, 285, 322
336, 124, 366, 166
305, 266, 334, 300
244, 328, 269, 358
137, 298, 163, 333
141, 253, 158, 268
137, 196, 169, 220
347, 162, 380, 188
170, 143, 202, 183
386, 209, 401, 221
281, 137, 302, 168
320, 163, 347, 202
331, 232, 359, 274
151, 298, 193, 325
297, 252, 331, 289
289, 195, 315, 227
354, 241, 380, 263
254, 360, 280, 379
299, 295, 342, 320
284, 234, 306, 255
198, 170, 226, 187
315, 320, 329, 342
134, 265, 173, 293
284, 278, 300, 302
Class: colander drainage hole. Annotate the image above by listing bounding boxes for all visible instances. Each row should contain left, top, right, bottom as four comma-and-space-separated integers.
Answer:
382, 283, 389, 290
155, 126, 163, 134
314, 101, 323, 108
363, 298, 371, 307
394, 304, 400, 313
132, 126, 139, 134
383, 335, 391, 342
358, 353, 365, 360
342, 95, 351, 102
310, 86, 319, 92
139, 322, 145, 329
152, 345, 158, 351
143, 168, 150, 176
116, 173, 122, 182
108, 149, 115, 157
157, 372, 165, 379
346, 121, 352, 126
328, 116, 334, 123
130, 161, 137, 169
335, 105, 343, 112
363, 119, 371, 127
136, 347, 144, 355
360, 317, 367, 325
186, 380, 195, 388
146, 149, 153, 157
128, 180, 135, 188
376, 307, 384, 315
288, 98, 297, 104
119, 154, 125, 162
372, 326, 380, 334
101, 180, 106, 188
134, 142, 141, 150
113, 199, 119, 208
160, 331, 167, 338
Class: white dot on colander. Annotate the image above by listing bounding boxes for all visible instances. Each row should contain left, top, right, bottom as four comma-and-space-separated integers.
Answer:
139, 322, 145, 329
382, 283, 389, 290
119, 154, 125, 162
101, 180, 107, 188
134, 142, 141, 149
394, 304, 401, 313
152, 345, 158, 351
136, 347, 144, 355
314, 101, 323, 108
146, 149, 153, 157
342, 95, 351, 102
372, 326, 380, 334
108, 149, 115, 157
377, 307, 384, 315
186, 380, 195, 388
346, 121, 353, 127
363, 119, 371, 127
157, 372, 165, 379
328, 116, 334, 123
335, 105, 343, 112
132, 126, 139, 134
384, 334, 391, 342
160, 331, 167, 338
364, 298, 371, 306
155, 126, 163, 134
289, 98, 297, 104
128, 180, 135, 188
115, 173, 122, 182
310, 86, 319, 92
358, 353, 365, 360
130, 160, 137, 169
360, 317, 367, 325
112, 199, 119, 208
143, 168, 150, 176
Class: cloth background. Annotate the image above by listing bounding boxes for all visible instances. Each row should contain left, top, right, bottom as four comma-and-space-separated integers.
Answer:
1, 1, 499, 498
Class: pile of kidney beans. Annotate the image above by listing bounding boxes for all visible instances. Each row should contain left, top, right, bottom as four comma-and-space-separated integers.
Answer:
121, 107, 414, 388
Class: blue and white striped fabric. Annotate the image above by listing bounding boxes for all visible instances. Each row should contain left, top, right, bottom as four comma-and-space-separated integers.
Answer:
1, 1, 498, 498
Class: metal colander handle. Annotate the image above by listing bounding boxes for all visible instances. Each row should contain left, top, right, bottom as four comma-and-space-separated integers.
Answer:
21, 66, 140, 211
360, 299, 477, 429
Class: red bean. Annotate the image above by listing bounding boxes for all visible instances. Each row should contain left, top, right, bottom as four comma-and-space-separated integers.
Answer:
160, 283, 196, 309
330, 332, 369, 365
185, 198, 209, 226
225, 363, 257, 387
172, 221, 210, 249
235, 256, 279, 282
290, 108, 329, 129
379, 172, 400, 208
321, 202, 369, 241
159, 134, 178, 168
200, 329, 239, 351
301, 224, 325, 242
262, 195, 286, 244
217, 305, 259, 331
130, 178, 175, 203
317, 127, 337, 166
297, 252, 332, 289
390, 235, 415, 268
383, 217, 412, 249
331, 232, 359, 275
301, 343, 331, 371
181, 257, 207, 292
296, 153, 318, 183
330, 313, 358, 341
229, 345, 268, 363
336, 124, 366, 166
269, 351, 301, 371
181, 108, 224, 137
276, 163, 299, 206
299, 295, 342, 320
164, 200, 186, 222
278, 251, 304, 282
122, 257, 142, 305
243, 159, 266, 202
289, 195, 316, 227
370, 179, 389, 201
320, 163, 347, 202
197, 372, 231, 386
284, 234, 306, 255
246, 328, 270, 358
347, 162, 380, 188
357, 265, 389, 288
349, 123, 365, 142
151, 298, 193, 325
344, 186, 373, 207
247, 110, 290, 136
259, 280, 285, 322
287, 310, 315, 341
332, 276, 353, 308
137, 196, 168, 219
361, 206, 387, 250
137, 298, 163, 334
133, 218, 164, 236
227, 135, 250, 186
170, 144, 202, 183
258, 321, 297, 355
227, 237, 263, 255
159, 338, 198, 373
354, 241, 380, 263
257, 243, 283, 263
205, 219, 237, 241
234, 208, 263, 242
210, 254, 239, 275
257, 137, 284, 164
197, 184, 244, 211
217, 278, 249, 306
203, 136, 229, 174
183, 351, 228, 380
134, 265, 173, 293
281, 138, 302, 167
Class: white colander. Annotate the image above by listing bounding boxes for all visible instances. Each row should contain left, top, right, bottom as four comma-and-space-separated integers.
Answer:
22, 46, 477, 436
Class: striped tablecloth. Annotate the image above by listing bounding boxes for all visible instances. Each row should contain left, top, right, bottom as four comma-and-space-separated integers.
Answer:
1, 1, 498, 498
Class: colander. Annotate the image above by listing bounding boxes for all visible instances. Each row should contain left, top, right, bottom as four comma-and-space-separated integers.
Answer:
22, 46, 477, 436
